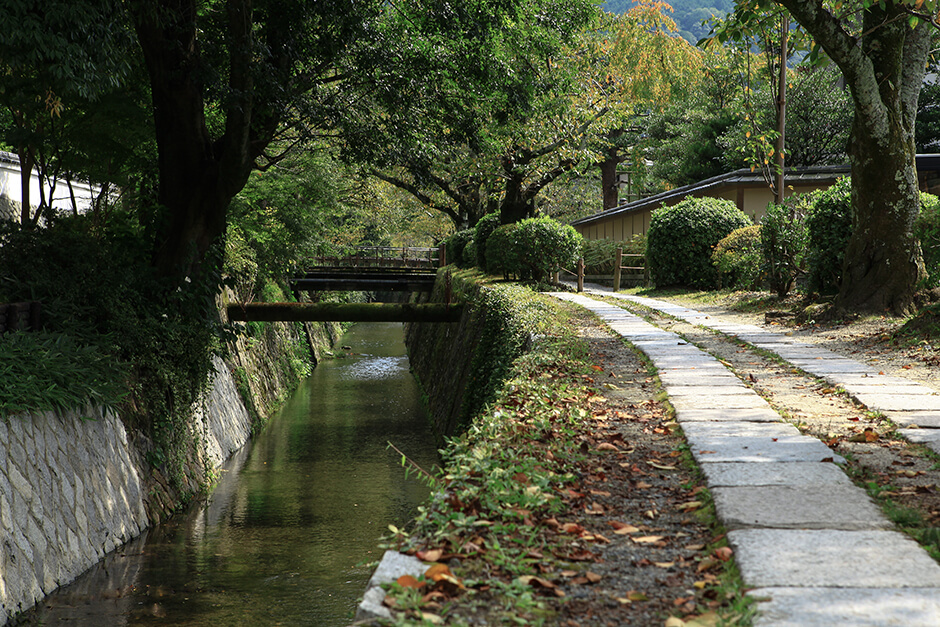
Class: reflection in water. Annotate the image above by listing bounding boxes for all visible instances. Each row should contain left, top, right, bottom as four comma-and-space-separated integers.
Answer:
22, 323, 438, 626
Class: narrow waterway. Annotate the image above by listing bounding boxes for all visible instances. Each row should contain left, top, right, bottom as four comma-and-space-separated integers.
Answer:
22, 323, 439, 626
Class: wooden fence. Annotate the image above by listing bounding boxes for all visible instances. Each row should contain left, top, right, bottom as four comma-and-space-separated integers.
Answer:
555, 248, 647, 292
309, 246, 444, 269
0, 301, 41, 333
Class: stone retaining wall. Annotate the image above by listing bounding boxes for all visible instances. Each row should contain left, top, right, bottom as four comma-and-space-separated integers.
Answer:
0, 311, 339, 625
0, 356, 252, 624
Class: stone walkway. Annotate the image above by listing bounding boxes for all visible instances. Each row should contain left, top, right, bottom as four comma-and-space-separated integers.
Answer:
551, 289, 940, 627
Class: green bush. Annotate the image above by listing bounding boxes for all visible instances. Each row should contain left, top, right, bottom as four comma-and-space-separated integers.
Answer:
712, 225, 763, 289
484, 223, 521, 279
915, 192, 940, 288
647, 197, 751, 288
0, 214, 221, 486
806, 177, 853, 294
761, 200, 810, 298
463, 239, 478, 267
443, 229, 475, 268
475, 212, 502, 270
514, 217, 583, 282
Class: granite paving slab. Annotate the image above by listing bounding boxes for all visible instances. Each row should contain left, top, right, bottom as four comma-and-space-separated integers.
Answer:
699, 461, 852, 487
897, 428, 940, 454
841, 384, 937, 398
669, 394, 772, 411
663, 384, 753, 396
727, 529, 940, 588
674, 407, 783, 423
657, 372, 743, 387
884, 411, 940, 428
681, 421, 802, 439
789, 359, 880, 375
853, 393, 940, 412
687, 434, 842, 464
711, 485, 890, 530
749, 587, 940, 627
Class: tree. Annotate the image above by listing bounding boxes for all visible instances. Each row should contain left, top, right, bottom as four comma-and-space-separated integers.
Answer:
0, 0, 134, 226
341, 0, 603, 228
594, 1, 707, 209
750, 0, 932, 313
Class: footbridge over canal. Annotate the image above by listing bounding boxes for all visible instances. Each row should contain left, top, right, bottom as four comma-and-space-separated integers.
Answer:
227, 246, 463, 323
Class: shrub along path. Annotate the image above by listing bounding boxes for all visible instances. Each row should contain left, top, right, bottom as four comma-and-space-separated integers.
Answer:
555, 286, 940, 625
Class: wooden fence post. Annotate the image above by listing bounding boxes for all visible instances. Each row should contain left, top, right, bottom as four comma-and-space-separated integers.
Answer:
577, 257, 584, 293
439, 244, 446, 267
613, 247, 623, 292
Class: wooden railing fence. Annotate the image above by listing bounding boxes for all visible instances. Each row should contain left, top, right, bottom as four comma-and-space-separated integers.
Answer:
309, 246, 444, 269
554, 247, 647, 292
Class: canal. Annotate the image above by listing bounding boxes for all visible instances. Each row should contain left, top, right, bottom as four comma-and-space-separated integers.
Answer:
22, 323, 439, 626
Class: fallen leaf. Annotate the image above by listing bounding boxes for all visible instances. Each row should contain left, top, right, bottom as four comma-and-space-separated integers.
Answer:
677, 500, 703, 512
648, 461, 677, 470
396, 575, 425, 589
627, 590, 648, 601
597, 442, 620, 452
610, 522, 640, 535
664, 617, 685, 627
635, 481, 653, 489
713, 547, 733, 562
654, 561, 675, 568
417, 549, 443, 562
420, 612, 443, 624
632, 535, 664, 544
561, 523, 584, 534
585, 571, 602, 583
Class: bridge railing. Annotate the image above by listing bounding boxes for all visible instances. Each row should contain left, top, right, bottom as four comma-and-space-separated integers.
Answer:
307, 246, 443, 269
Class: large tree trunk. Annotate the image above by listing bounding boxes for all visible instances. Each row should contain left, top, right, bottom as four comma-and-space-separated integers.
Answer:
600, 149, 619, 211
132, 0, 263, 280
499, 168, 535, 224
839, 108, 925, 314
775, 0, 930, 315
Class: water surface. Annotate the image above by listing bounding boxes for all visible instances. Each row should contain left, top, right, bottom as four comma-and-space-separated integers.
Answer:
24, 323, 437, 626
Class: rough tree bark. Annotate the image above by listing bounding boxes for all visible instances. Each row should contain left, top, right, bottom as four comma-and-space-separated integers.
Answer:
130, 0, 279, 279
774, 0, 930, 314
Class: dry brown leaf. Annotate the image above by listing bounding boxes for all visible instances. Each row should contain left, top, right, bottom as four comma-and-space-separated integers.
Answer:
397, 574, 425, 589
647, 461, 677, 470
632, 535, 664, 544
417, 548, 443, 562
677, 500, 703, 512
627, 590, 649, 601
597, 442, 620, 452
654, 561, 675, 568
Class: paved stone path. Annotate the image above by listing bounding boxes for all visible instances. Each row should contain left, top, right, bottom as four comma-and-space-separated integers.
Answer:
551, 289, 940, 626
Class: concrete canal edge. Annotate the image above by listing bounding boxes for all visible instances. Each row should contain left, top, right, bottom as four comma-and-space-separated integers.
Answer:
0, 315, 340, 625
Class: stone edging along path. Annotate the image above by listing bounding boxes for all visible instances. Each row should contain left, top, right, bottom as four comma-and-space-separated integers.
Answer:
550, 290, 940, 627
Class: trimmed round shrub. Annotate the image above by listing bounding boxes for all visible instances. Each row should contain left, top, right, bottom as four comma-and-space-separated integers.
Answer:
462, 239, 478, 268
806, 177, 853, 294
475, 212, 502, 270
915, 192, 940, 288
515, 217, 583, 282
443, 229, 474, 268
484, 223, 521, 279
712, 225, 763, 289
647, 197, 751, 288
761, 200, 810, 298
